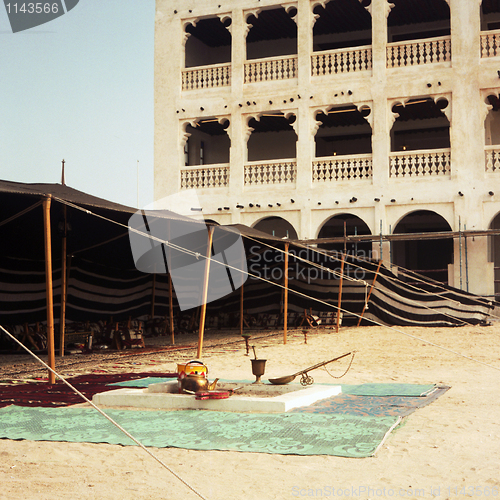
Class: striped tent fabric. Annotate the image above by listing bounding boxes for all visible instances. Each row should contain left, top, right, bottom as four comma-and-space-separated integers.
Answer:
0, 180, 494, 331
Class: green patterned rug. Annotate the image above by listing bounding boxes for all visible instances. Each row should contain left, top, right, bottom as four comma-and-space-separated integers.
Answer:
341, 383, 436, 397
0, 405, 400, 457
111, 379, 436, 397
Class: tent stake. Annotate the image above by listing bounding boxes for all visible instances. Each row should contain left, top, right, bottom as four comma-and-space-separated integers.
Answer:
43, 196, 56, 383
283, 242, 289, 344
357, 260, 382, 326
336, 253, 345, 333
196, 227, 214, 359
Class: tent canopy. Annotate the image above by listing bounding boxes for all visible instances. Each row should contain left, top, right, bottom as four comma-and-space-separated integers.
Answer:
0, 180, 494, 327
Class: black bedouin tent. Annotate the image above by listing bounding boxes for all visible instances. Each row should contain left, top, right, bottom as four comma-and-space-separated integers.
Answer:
0, 179, 495, 335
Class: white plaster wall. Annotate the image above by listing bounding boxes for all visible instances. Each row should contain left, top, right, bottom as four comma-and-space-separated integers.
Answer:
154, 0, 500, 296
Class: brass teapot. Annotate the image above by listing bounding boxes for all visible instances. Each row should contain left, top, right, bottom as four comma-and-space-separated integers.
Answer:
178, 360, 218, 394
180, 374, 219, 394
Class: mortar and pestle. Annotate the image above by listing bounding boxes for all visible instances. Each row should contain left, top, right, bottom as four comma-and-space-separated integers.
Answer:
250, 346, 266, 384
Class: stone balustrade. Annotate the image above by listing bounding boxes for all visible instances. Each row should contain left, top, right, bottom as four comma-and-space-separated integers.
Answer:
244, 160, 296, 185
182, 63, 231, 90
312, 154, 373, 182
179, 34, 470, 90
485, 146, 500, 172
481, 30, 500, 58
387, 36, 451, 68
244, 55, 298, 83
389, 149, 451, 178
311, 46, 372, 76
180, 165, 230, 189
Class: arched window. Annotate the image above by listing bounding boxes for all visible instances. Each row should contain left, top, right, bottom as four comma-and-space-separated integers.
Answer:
392, 210, 453, 283
185, 17, 231, 68
253, 216, 298, 239
246, 7, 297, 60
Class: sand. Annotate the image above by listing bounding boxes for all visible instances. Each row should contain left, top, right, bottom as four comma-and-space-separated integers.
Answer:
0, 322, 499, 500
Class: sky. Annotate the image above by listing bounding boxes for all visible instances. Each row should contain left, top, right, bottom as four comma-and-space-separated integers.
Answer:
0, 0, 155, 208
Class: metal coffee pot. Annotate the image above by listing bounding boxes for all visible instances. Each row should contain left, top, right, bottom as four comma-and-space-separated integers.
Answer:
180, 374, 219, 393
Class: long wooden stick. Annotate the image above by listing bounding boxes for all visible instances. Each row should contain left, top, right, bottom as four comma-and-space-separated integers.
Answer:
357, 260, 383, 326
239, 281, 244, 336
59, 205, 67, 357
165, 222, 175, 345
283, 242, 289, 344
150, 273, 156, 319
336, 253, 345, 334
43, 197, 56, 384
196, 227, 214, 359
168, 273, 174, 344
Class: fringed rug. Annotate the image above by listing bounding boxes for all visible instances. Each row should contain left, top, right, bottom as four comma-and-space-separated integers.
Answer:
0, 405, 401, 457
0, 381, 449, 457
0, 373, 176, 408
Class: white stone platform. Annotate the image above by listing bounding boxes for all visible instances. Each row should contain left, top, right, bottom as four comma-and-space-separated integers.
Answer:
92, 380, 341, 413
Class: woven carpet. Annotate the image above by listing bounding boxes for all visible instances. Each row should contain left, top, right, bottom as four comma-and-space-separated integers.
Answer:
110, 379, 449, 418
0, 373, 176, 408
295, 385, 450, 417
0, 379, 449, 457
0, 405, 400, 457
341, 383, 436, 397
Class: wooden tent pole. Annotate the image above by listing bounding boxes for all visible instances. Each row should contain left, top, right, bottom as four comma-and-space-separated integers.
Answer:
165, 221, 175, 345
336, 253, 345, 334
196, 226, 214, 359
239, 281, 244, 336
150, 273, 156, 319
43, 196, 56, 384
357, 260, 382, 326
283, 242, 289, 344
59, 205, 67, 357
168, 273, 175, 344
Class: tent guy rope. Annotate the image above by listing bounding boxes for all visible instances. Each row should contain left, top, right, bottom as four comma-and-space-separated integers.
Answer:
0, 323, 210, 500
50, 197, 500, 372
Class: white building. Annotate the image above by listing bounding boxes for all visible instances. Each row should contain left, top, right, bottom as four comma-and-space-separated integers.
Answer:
154, 0, 500, 297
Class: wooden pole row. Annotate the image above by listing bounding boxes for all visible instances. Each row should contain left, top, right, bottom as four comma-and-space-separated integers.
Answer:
283, 242, 289, 344
197, 227, 214, 359
336, 253, 345, 334
357, 260, 383, 326
43, 196, 56, 384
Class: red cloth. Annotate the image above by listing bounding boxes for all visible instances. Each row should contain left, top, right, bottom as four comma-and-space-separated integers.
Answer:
0, 372, 176, 408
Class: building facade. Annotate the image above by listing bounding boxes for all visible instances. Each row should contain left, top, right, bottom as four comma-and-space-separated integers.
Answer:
154, 0, 500, 297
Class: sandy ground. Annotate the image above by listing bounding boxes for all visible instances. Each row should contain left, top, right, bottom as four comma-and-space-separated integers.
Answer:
0, 322, 499, 500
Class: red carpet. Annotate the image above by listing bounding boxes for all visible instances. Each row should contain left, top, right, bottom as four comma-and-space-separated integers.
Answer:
0, 372, 176, 408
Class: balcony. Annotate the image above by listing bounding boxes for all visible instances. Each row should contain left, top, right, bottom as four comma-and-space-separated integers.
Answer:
312, 154, 373, 182
387, 36, 451, 68
311, 46, 372, 77
481, 29, 500, 58
244, 55, 298, 84
485, 145, 500, 172
389, 149, 451, 178
182, 63, 231, 91
244, 160, 296, 185
180, 164, 230, 189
